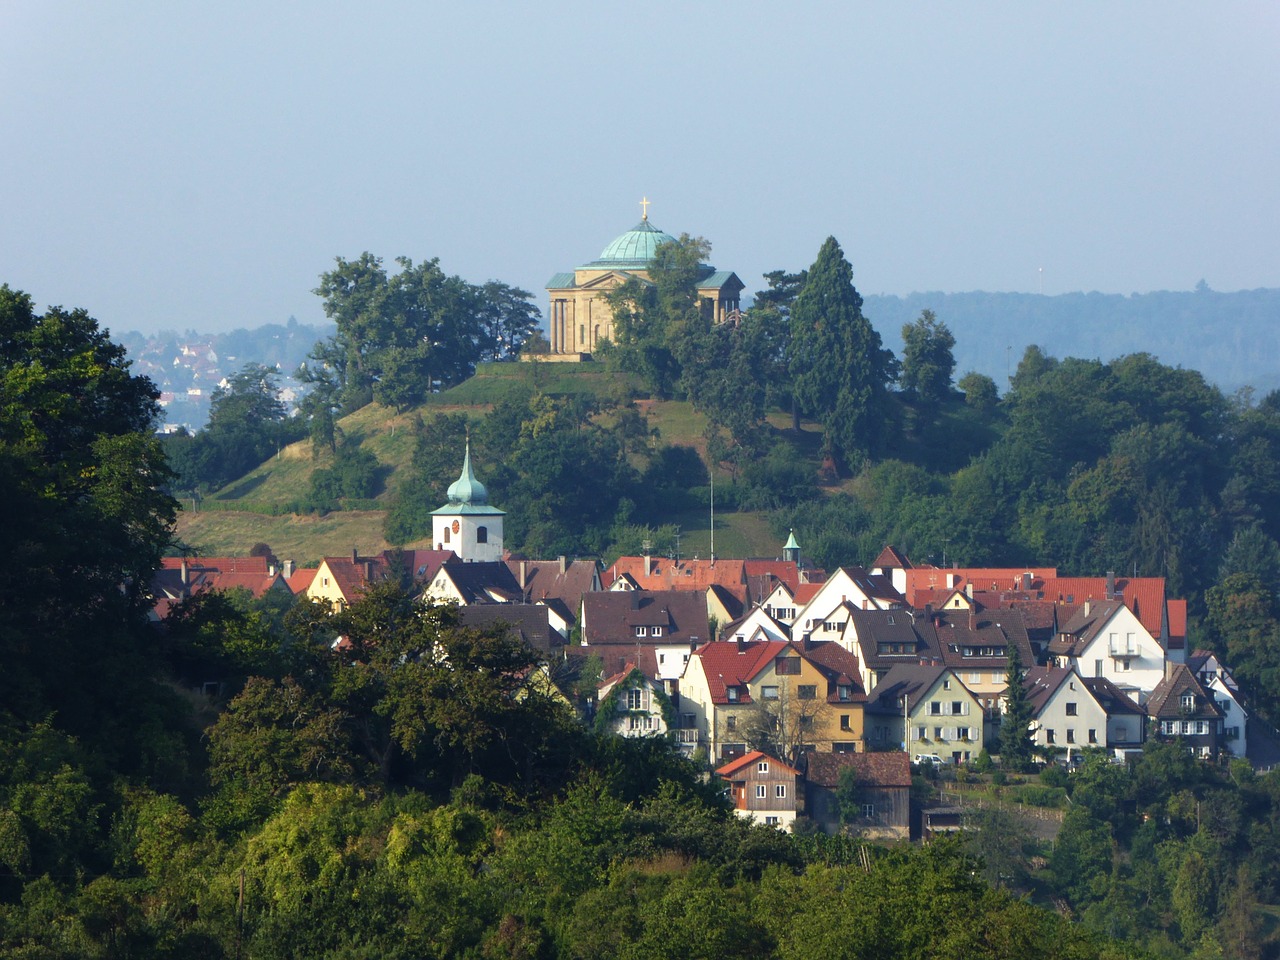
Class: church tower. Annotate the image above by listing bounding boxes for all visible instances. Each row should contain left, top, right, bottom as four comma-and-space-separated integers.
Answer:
431, 440, 504, 562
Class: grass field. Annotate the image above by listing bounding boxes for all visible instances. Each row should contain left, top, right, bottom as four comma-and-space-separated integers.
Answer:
174, 509, 432, 566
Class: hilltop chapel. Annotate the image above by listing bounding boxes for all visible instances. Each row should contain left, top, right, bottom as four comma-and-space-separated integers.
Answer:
544, 200, 745, 357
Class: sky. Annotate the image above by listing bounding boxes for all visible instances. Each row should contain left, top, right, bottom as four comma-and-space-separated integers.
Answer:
2, 2, 1277, 336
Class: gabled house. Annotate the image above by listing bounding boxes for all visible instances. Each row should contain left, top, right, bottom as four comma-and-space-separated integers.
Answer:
595, 665, 672, 741
579, 589, 709, 687
307, 552, 397, 608
424, 557, 524, 606
679, 639, 865, 763
793, 567, 905, 643
1049, 599, 1166, 703
1146, 663, 1225, 757
1080, 676, 1147, 753
802, 751, 912, 839
151, 555, 292, 618
507, 556, 601, 641
931, 606, 1035, 705
1021, 666, 1109, 757
869, 544, 914, 597
863, 664, 984, 764
721, 607, 792, 645
715, 750, 802, 830
1186, 649, 1248, 758
838, 606, 941, 695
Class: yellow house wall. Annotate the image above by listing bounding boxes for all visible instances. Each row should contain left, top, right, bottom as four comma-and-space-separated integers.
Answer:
306, 560, 351, 607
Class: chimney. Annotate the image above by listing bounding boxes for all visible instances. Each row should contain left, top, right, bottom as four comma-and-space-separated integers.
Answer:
965, 582, 973, 599
268, 563, 276, 577
736, 637, 746, 653
968, 610, 977, 631
1083, 600, 1092, 616
559, 555, 568, 574
352, 547, 359, 564
644, 555, 653, 577
365, 560, 375, 581
520, 560, 527, 590
283, 559, 295, 579
1106, 570, 1116, 600
180, 557, 189, 586
1021, 572, 1031, 590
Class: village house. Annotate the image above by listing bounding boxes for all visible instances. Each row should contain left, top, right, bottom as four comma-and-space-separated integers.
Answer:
715, 750, 802, 829
836, 606, 941, 694
793, 566, 906, 643
1048, 598, 1167, 704
1186, 649, 1249, 758
595, 665, 672, 741
863, 664, 985, 764
579, 589, 709, 688
679, 639, 864, 763
1146, 663, 1225, 758
802, 751, 912, 839
1021, 665, 1111, 759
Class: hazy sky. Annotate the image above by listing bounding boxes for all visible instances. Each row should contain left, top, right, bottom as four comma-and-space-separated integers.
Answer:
3, 2, 1277, 335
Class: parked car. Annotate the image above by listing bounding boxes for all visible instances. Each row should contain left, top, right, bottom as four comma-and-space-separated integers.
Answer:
915, 754, 948, 766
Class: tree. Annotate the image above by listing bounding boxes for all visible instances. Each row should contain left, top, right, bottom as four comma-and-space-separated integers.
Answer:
787, 237, 898, 471
958, 371, 999, 412
999, 646, 1036, 771
899, 309, 956, 411
741, 679, 830, 764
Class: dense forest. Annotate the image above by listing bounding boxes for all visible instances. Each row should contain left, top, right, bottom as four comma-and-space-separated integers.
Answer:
7, 228, 1280, 957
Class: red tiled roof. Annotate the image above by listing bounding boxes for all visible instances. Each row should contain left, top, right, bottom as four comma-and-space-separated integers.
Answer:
605, 557, 749, 602
1167, 599, 1187, 648
871, 545, 913, 571
793, 582, 823, 605
693, 640, 790, 704
715, 749, 800, 779
288, 568, 318, 593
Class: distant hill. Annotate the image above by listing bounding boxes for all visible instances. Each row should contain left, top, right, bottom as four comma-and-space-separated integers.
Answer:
865, 286, 1280, 395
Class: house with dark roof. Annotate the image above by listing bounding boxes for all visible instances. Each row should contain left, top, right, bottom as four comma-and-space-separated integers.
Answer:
1048, 598, 1166, 704
838, 606, 941, 694
580, 590, 710, 688
1147, 663, 1225, 757
151, 555, 291, 618
1186, 649, 1248, 758
864, 664, 984, 764
457, 604, 561, 658
596, 664, 672, 742
931, 606, 1035, 707
424, 557, 523, 606
1021, 666, 1110, 758
1080, 676, 1147, 754
793, 567, 906, 644
802, 751, 911, 839
715, 750, 802, 830
507, 556, 601, 641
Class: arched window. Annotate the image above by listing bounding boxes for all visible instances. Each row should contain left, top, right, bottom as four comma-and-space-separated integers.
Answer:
442, 527, 450, 544
476, 526, 488, 544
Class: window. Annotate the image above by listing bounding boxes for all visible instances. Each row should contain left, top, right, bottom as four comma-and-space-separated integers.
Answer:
626, 689, 643, 710
635, 626, 647, 637
799, 716, 814, 730
476, 526, 488, 544
957, 726, 971, 740
930, 702, 942, 715
934, 726, 943, 740
1181, 693, 1196, 710
727, 687, 739, 702
652, 626, 663, 637
1065, 702, 1078, 716
838, 684, 852, 701
840, 714, 851, 731
1195, 721, 1208, 735
943, 679, 952, 690
756, 784, 767, 799
970, 672, 982, 683
775, 784, 787, 798
764, 816, 779, 826
951, 701, 963, 715
1094, 659, 1104, 677
798, 685, 816, 700
1088, 729, 1098, 744
1066, 729, 1075, 744
1046, 729, 1056, 744
727, 714, 736, 730
757, 760, 769, 773
1181, 721, 1192, 735
775, 657, 801, 675
915, 725, 925, 741
762, 685, 779, 700
442, 528, 450, 544
861, 803, 876, 818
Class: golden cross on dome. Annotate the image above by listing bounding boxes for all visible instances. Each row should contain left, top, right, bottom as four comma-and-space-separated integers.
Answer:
640, 196, 650, 220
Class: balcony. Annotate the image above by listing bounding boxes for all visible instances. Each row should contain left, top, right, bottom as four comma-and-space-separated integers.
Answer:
1108, 641, 1138, 658
677, 729, 700, 745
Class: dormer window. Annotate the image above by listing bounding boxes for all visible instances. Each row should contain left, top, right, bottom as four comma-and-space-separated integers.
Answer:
727, 686, 739, 702
1181, 693, 1196, 710
652, 626, 663, 638
838, 685, 852, 701
635, 626, 648, 637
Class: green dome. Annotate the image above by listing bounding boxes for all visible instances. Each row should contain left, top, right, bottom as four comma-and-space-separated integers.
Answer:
446, 441, 488, 505
581, 220, 677, 269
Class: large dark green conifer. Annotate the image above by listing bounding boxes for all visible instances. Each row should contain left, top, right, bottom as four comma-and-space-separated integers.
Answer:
999, 645, 1036, 771
787, 236, 897, 470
